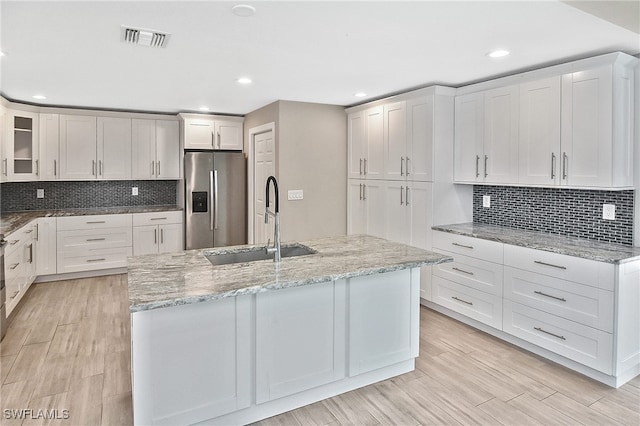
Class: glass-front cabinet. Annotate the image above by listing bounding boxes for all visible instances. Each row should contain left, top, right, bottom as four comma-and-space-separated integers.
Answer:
5, 110, 40, 181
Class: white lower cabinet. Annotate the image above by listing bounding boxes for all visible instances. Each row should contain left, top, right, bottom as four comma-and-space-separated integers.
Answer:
384, 181, 432, 249
34, 217, 57, 276
4, 224, 36, 315
132, 211, 183, 256
347, 178, 385, 238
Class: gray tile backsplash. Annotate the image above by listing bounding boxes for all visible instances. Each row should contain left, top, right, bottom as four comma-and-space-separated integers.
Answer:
473, 185, 634, 246
1, 180, 178, 212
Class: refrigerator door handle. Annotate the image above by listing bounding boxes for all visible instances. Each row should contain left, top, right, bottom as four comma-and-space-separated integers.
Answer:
209, 170, 215, 231
214, 170, 219, 230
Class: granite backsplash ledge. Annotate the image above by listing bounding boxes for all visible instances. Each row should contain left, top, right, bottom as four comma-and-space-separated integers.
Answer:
473, 185, 634, 246
0, 180, 178, 212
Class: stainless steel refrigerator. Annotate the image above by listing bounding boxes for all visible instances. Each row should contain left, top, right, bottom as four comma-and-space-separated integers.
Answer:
185, 151, 247, 250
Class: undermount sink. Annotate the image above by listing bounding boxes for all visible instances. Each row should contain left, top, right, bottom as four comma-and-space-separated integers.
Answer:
205, 244, 317, 266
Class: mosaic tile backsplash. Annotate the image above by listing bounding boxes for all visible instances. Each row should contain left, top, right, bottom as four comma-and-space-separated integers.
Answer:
473, 185, 634, 246
1, 180, 178, 212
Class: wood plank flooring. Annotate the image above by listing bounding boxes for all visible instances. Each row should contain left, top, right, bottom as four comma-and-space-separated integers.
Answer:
1, 274, 639, 425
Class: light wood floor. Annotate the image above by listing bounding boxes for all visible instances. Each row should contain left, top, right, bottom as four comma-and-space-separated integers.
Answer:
1, 275, 639, 426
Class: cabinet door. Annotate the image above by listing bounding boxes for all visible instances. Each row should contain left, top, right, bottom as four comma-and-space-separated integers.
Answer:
561, 66, 613, 187
384, 181, 410, 245
454, 92, 484, 183
39, 113, 59, 180
133, 225, 159, 256
363, 180, 385, 239
383, 101, 406, 180
132, 119, 156, 180
347, 179, 366, 235
364, 106, 384, 179
184, 117, 215, 149
59, 115, 97, 179
0, 105, 6, 182
24, 241, 36, 289
407, 181, 432, 250
483, 85, 519, 184
347, 111, 366, 179
406, 96, 433, 182
97, 117, 131, 180
519, 77, 561, 185
215, 120, 243, 151
35, 217, 57, 276
8, 110, 40, 181
158, 223, 183, 254
156, 120, 180, 178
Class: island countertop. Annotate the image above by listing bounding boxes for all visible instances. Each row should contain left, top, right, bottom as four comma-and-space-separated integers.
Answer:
127, 235, 452, 313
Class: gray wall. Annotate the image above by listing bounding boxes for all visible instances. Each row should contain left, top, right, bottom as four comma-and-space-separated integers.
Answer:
635, 60, 639, 246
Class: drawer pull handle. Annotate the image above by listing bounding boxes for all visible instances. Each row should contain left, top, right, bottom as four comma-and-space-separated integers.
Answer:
534, 290, 566, 302
534, 327, 566, 341
9, 263, 20, 270
452, 296, 473, 306
10, 290, 20, 299
150, 217, 167, 221
9, 240, 19, 245
86, 238, 106, 242
452, 242, 474, 250
86, 258, 106, 263
25, 229, 33, 234
534, 260, 566, 270
86, 221, 106, 224
452, 267, 474, 276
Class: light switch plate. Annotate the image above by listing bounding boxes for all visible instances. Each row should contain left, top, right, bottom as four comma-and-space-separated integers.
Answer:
36, 189, 44, 199
482, 195, 490, 208
603, 204, 615, 220
132, 187, 138, 196
288, 190, 303, 201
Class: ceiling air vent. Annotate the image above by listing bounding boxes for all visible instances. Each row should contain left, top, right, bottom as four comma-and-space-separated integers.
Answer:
121, 26, 170, 48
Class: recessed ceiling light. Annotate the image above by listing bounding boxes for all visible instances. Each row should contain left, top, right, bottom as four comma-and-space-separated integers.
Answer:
237, 77, 252, 84
487, 49, 510, 58
32, 95, 47, 100
0, 51, 5, 57
232, 4, 256, 17
199, 106, 209, 111
354, 92, 367, 98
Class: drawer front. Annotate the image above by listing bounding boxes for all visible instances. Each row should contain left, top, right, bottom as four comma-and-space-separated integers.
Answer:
503, 300, 613, 374
5, 224, 34, 257
56, 247, 132, 274
5, 244, 25, 282
504, 267, 614, 332
432, 231, 503, 264
57, 227, 133, 251
132, 210, 183, 226
433, 249, 503, 296
57, 214, 133, 231
432, 275, 502, 330
504, 244, 614, 291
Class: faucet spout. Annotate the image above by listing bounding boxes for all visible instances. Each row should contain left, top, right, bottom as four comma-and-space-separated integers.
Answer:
265, 176, 281, 263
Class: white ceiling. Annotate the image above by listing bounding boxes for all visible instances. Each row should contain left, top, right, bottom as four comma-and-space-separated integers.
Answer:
1, 1, 639, 116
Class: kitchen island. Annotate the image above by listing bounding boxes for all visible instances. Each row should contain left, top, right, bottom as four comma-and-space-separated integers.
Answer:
128, 235, 451, 425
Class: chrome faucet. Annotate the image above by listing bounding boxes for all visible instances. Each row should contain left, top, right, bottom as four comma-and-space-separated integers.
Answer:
265, 176, 281, 263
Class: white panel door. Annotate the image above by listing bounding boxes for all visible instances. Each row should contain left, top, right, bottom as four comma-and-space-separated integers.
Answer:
519, 77, 561, 185
215, 120, 243, 150
184, 117, 215, 149
59, 114, 97, 180
454, 92, 484, 183
348, 111, 366, 179
156, 120, 180, 178
97, 117, 131, 180
131, 119, 156, 180
363, 180, 385, 239
483, 85, 519, 184
35, 217, 57, 276
158, 223, 183, 253
561, 66, 613, 187
364, 106, 384, 179
406, 96, 434, 182
253, 129, 275, 244
384, 180, 409, 245
347, 179, 366, 235
256, 281, 345, 403
39, 113, 59, 180
407, 181, 432, 250
383, 101, 406, 180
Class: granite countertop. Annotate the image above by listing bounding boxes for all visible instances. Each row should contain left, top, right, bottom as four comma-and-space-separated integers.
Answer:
127, 235, 452, 313
433, 223, 640, 264
0, 205, 183, 236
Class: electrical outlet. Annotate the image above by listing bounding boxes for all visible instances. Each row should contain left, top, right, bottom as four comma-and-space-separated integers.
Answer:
132, 187, 138, 196
482, 195, 490, 208
288, 190, 303, 201
36, 189, 44, 199
602, 204, 615, 220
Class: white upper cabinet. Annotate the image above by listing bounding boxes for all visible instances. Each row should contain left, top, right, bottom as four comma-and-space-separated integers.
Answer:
132, 119, 180, 180
518, 77, 562, 185
454, 92, 484, 183
364, 106, 385, 179
384, 101, 406, 180
483, 86, 519, 184
6, 110, 40, 181
181, 114, 243, 151
97, 117, 132, 180
0, 105, 6, 182
39, 113, 60, 180
406, 96, 434, 182
59, 114, 97, 180
347, 111, 366, 179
